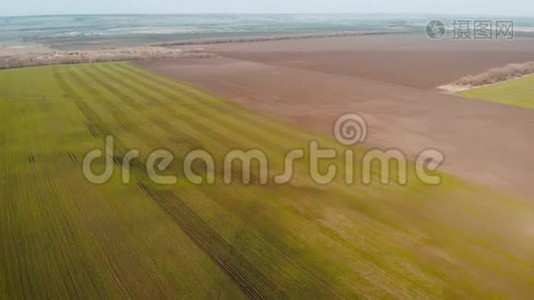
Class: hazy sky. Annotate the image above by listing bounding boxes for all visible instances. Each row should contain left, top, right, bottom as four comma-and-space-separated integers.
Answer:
2, 0, 533, 17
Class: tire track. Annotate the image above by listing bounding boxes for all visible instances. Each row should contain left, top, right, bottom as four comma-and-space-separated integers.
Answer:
121, 62, 323, 146
139, 183, 288, 300
53, 67, 107, 140
88, 64, 270, 182
94, 64, 285, 185
53, 66, 138, 297
109, 63, 303, 152
96, 64, 347, 297
64, 67, 168, 150
55, 65, 279, 298
78, 66, 204, 151
72, 65, 259, 182
56, 64, 393, 297
91, 64, 257, 152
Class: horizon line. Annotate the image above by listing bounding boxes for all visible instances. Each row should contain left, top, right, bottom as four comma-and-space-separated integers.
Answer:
2, 12, 534, 18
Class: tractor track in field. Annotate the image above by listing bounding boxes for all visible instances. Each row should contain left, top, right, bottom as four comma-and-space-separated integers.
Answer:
104, 63, 336, 186
53, 67, 109, 140
114, 63, 465, 296
0, 94, 68, 101
55, 63, 525, 297
139, 183, 286, 300
113, 63, 311, 151
83, 64, 343, 297
81, 64, 256, 159
2, 62, 529, 297
60, 64, 347, 298
91, 64, 298, 183
66, 66, 232, 181
65, 66, 215, 181
65, 67, 175, 150
100, 63, 286, 153
96, 63, 349, 298
53, 65, 289, 299
88, 64, 218, 149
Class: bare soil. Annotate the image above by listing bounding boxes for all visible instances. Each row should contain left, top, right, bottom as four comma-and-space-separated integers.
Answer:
138, 34, 534, 198
200, 34, 534, 88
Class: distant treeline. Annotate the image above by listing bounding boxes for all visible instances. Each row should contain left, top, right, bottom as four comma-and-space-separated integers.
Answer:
153, 30, 408, 47
0, 47, 213, 70
454, 62, 534, 87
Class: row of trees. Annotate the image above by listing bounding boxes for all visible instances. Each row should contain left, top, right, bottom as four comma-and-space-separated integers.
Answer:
155, 30, 406, 47
454, 62, 534, 87
0, 47, 213, 69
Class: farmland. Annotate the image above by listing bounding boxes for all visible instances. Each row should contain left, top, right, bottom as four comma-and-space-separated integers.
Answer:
142, 35, 534, 198
1, 63, 533, 298
459, 75, 534, 109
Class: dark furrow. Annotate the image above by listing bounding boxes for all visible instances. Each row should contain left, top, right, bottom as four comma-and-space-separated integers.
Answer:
90, 64, 274, 184
55, 63, 360, 297
53, 68, 106, 139
79, 66, 204, 151
64, 67, 163, 149
91, 64, 275, 183
98, 64, 347, 297
195, 185, 360, 298
54, 67, 171, 296
56, 65, 278, 297
68, 66, 213, 181
90, 64, 252, 151
139, 183, 287, 300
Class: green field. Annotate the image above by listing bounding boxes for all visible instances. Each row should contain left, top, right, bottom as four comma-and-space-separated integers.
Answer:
0, 63, 532, 298
459, 75, 534, 109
